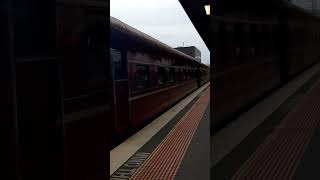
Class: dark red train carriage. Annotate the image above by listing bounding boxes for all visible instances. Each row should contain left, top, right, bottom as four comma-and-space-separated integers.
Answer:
110, 17, 209, 145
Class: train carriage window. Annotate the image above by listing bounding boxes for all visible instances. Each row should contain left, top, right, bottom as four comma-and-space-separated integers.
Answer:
185, 69, 189, 80
169, 68, 175, 83
175, 68, 179, 77
57, 6, 108, 99
191, 69, 195, 79
180, 69, 184, 81
110, 48, 125, 80
14, 2, 55, 57
110, 49, 128, 80
135, 65, 149, 90
175, 68, 180, 82
180, 69, 183, 81
158, 67, 166, 85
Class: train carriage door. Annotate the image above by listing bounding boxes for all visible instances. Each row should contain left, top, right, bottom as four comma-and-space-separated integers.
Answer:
10, 1, 63, 180
110, 48, 130, 138
57, 3, 111, 180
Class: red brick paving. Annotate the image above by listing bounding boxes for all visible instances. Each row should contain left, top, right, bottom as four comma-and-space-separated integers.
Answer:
130, 87, 210, 180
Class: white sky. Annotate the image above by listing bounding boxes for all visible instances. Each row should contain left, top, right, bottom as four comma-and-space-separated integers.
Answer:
110, 0, 210, 65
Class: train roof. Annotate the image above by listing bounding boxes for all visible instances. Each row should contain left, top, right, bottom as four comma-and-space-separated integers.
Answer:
110, 16, 201, 64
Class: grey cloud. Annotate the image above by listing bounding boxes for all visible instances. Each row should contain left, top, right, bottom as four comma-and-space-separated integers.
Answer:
111, 0, 210, 65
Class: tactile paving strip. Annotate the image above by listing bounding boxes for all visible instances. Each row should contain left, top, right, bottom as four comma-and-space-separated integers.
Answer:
231, 80, 320, 180
130, 87, 210, 180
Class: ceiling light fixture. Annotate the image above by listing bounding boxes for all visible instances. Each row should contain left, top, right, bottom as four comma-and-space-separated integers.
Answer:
205, 5, 210, 15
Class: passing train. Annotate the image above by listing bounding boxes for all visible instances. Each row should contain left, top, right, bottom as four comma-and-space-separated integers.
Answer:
110, 17, 210, 145
6, 1, 113, 179
211, 1, 320, 133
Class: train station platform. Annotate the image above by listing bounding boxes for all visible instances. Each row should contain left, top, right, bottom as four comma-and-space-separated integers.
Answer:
212, 62, 320, 179
110, 83, 210, 180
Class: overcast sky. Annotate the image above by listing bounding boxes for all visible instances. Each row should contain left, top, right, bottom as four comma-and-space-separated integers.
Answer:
110, 0, 210, 65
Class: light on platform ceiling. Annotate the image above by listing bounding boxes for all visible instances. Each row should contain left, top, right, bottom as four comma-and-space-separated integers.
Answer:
204, 5, 210, 15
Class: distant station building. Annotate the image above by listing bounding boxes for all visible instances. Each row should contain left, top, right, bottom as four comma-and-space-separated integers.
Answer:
174, 46, 201, 62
